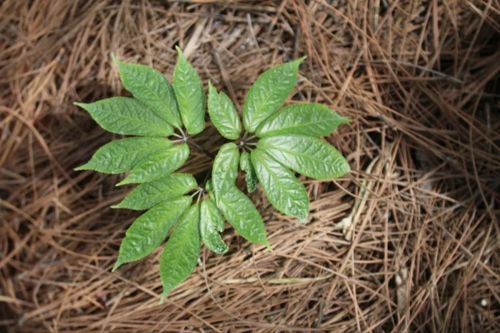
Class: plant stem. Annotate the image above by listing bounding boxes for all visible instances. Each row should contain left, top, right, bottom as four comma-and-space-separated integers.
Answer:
171, 132, 183, 139
188, 140, 215, 159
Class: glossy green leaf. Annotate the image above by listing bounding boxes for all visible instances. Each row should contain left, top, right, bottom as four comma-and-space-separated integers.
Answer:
242, 58, 304, 133
239, 151, 257, 193
172, 47, 205, 135
114, 58, 182, 128
74, 97, 172, 136
200, 198, 228, 254
251, 149, 309, 221
112, 173, 197, 210
160, 203, 200, 297
211, 143, 239, 198
205, 179, 214, 193
256, 103, 349, 137
117, 144, 189, 185
258, 134, 350, 180
113, 196, 192, 271
217, 186, 268, 246
207, 82, 241, 140
75, 137, 171, 174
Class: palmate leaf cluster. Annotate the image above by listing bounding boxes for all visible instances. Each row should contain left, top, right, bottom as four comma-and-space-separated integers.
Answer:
75, 48, 349, 298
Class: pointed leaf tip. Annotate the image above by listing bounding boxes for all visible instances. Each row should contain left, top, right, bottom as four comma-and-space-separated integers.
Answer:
73, 164, 87, 171
115, 179, 129, 187
112, 261, 122, 272
340, 116, 350, 124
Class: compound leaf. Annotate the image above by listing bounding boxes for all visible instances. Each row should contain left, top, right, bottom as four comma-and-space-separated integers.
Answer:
242, 58, 304, 133
200, 198, 228, 254
239, 151, 257, 193
160, 203, 200, 297
217, 186, 268, 246
211, 143, 239, 198
258, 134, 350, 180
251, 149, 309, 221
208, 82, 241, 140
114, 58, 182, 128
75, 137, 171, 174
74, 97, 172, 136
118, 144, 189, 185
172, 47, 205, 135
113, 196, 192, 271
256, 103, 349, 137
113, 173, 197, 210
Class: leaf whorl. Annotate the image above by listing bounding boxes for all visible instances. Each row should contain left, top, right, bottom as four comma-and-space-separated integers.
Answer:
75, 50, 349, 297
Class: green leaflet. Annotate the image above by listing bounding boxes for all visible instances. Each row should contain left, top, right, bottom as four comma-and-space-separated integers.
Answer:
216, 186, 268, 246
160, 203, 200, 297
251, 149, 309, 221
207, 82, 241, 140
204, 179, 217, 203
211, 143, 239, 198
256, 103, 349, 137
113, 196, 192, 271
74, 97, 172, 136
200, 198, 228, 254
112, 173, 197, 210
117, 144, 190, 185
258, 134, 350, 180
172, 47, 205, 135
75, 137, 172, 174
114, 58, 182, 128
242, 58, 304, 133
239, 151, 257, 193
205, 179, 214, 193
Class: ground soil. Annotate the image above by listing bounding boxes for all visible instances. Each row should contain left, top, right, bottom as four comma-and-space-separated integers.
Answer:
0, 1, 499, 332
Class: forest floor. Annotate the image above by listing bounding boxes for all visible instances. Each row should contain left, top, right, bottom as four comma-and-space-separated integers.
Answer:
0, 1, 499, 332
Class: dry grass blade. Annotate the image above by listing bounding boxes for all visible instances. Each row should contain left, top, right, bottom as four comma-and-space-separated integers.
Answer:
1, 1, 499, 332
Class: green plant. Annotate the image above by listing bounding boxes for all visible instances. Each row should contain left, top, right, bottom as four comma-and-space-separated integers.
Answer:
74, 48, 349, 298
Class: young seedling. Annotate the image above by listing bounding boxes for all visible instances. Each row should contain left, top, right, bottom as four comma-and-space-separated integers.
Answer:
75, 48, 349, 299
